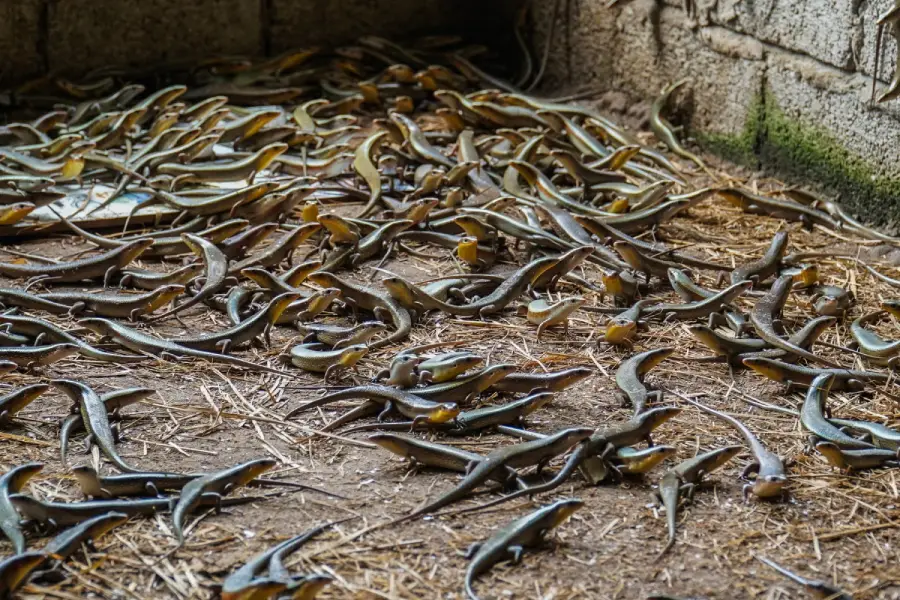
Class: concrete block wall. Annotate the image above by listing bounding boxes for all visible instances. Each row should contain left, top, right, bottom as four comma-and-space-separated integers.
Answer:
529, 0, 900, 228
0, 0, 506, 86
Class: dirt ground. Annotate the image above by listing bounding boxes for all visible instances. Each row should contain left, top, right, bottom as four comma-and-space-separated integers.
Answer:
3, 149, 900, 600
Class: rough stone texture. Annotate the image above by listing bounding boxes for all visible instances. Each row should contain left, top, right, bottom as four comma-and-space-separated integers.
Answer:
663, 0, 857, 70
611, 3, 764, 142
762, 50, 900, 225
764, 37, 900, 179
854, 0, 896, 83
47, 0, 263, 77
706, 0, 857, 70
0, 0, 44, 87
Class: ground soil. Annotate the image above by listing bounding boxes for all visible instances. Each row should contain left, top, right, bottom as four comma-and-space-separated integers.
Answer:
2, 148, 900, 600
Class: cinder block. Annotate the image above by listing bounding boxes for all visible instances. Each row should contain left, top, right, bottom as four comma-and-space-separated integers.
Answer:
709, 0, 855, 70
611, 3, 765, 141
854, 0, 895, 84
765, 50, 900, 174
268, 0, 462, 52
763, 49, 900, 225
0, 0, 44, 87
48, 0, 262, 77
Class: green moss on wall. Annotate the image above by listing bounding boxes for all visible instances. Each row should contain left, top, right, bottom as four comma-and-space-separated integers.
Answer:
760, 92, 900, 227
693, 93, 763, 168
689, 88, 900, 228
